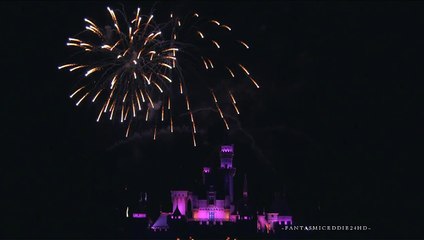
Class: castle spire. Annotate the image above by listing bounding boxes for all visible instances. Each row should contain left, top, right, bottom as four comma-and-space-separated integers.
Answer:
243, 173, 248, 198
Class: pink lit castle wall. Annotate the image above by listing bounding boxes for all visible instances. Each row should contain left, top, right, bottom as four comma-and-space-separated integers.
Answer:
150, 145, 292, 233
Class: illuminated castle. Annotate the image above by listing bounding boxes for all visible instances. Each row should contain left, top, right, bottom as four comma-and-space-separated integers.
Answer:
147, 145, 293, 234
168, 145, 237, 224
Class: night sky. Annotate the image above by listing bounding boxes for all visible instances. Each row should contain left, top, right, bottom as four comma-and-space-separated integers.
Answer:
2, 1, 423, 239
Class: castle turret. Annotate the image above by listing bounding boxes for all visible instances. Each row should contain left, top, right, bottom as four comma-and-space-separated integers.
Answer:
202, 167, 211, 185
237, 174, 253, 220
220, 145, 234, 169
243, 174, 248, 198
171, 191, 189, 216
220, 145, 236, 203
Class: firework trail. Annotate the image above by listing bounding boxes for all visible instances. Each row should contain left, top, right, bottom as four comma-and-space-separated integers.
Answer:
59, 5, 259, 146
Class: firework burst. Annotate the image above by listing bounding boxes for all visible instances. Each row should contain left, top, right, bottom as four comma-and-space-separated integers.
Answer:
59, 5, 259, 146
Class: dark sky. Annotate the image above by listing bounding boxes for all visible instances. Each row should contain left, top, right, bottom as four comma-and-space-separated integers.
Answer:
2, 1, 423, 239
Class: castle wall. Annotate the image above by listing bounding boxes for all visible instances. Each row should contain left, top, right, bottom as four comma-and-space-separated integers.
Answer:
192, 208, 231, 221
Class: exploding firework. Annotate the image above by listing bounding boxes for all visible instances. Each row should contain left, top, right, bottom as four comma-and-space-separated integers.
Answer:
59, 5, 259, 146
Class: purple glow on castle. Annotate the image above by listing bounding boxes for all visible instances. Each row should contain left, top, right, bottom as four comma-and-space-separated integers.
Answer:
132, 213, 146, 218
221, 145, 234, 153
194, 208, 230, 221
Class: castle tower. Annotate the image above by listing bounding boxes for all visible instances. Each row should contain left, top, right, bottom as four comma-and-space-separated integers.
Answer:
202, 167, 211, 185
220, 145, 236, 203
170, 191, 189, 216
220, 145, 234, 169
